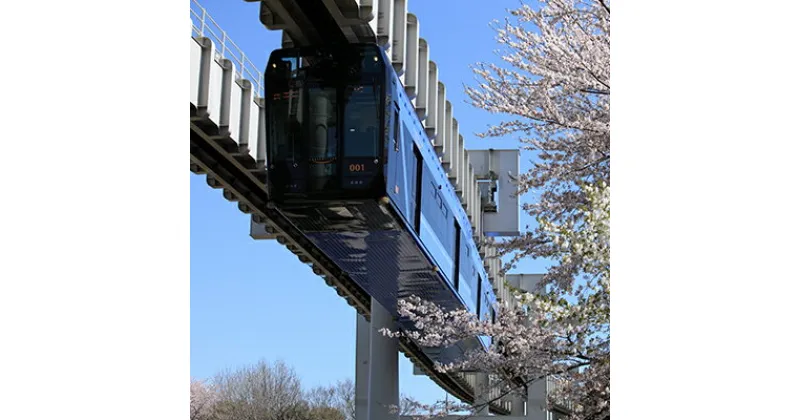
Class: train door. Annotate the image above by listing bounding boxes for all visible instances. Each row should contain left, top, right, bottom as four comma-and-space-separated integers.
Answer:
412, 144, 423, 234
389, 102, 401, 199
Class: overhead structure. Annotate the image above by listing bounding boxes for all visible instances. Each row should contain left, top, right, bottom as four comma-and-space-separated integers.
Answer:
241, 0, 527, 329
189, 1, 515, 412
189, 0, 570, 418
244, 0, 521, 250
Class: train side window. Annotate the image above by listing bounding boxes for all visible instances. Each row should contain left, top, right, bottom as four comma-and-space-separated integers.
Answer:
453, 220, 461, 291
393, 104, 400, 152
413, 145, 423, 234
490, 306, 496, 344
476, 275, 482, 316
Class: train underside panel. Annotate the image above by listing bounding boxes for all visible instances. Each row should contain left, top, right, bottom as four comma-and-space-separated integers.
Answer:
275, 200, 482, 364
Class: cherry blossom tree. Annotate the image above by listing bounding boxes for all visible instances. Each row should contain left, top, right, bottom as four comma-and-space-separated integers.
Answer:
306, 379, 357, 420
190, 378, 219, 420
193, 360, 358, 420
385, 1, 611, 419
467, 0, 610, 280
390, 182, 609, 418
211, 359, 309, 420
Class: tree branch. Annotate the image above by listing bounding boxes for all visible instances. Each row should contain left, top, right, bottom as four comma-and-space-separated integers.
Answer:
570, 154, 610, 174
598, 0, 611, 14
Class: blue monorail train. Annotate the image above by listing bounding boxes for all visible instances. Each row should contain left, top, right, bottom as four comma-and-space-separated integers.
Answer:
264, 44, 495, 362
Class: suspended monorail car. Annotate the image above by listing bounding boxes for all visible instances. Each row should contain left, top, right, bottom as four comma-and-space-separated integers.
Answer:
264, 44, 495, 362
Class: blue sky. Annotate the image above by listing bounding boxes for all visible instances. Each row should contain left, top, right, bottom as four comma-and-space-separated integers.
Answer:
190, 0, 550, 403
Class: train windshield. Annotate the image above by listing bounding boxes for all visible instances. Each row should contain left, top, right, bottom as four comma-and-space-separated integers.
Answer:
266, 45, 385, 198
343, 84, 380, 157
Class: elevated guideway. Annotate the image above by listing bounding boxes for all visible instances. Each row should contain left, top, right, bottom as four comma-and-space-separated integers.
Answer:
189, 0, 539, 414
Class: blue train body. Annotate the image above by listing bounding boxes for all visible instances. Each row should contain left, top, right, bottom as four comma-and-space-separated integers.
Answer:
264, 44, 495, 361
381, 68, 496, 348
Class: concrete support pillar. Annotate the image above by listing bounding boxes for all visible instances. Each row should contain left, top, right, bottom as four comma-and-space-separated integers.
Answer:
355, 313, 371, 420
367, 298, 399, 420
526, 378, 548, 420
511, 392, 525, 416
474, 372, 490, 415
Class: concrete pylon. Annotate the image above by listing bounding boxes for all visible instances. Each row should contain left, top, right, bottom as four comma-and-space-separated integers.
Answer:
355, 313, 371, 420
526, 378, 548, 420
474, 372, 490, 415
510, 392, 525, 416
367, 298, 399, 420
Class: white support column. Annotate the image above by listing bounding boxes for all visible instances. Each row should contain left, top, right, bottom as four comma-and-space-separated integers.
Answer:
416, 39, 429, 121
526, 378, 548, 420
368, 298, 399, 420
404, 13, 419, 100
356, 313, 371, 420
391, 0, 407, 77
424, 60, 438, 140
435, 83, 448, 159
255, 97, 267, 167
377, 0, 393, 48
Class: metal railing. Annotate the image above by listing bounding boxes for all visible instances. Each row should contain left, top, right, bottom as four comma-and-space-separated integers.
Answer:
190, 0, 265, 99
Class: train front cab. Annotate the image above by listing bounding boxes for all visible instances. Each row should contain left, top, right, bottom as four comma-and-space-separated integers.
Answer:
264, 44, 389, 204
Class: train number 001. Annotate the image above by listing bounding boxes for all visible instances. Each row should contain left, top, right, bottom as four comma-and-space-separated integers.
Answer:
348, 164, 366, 172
